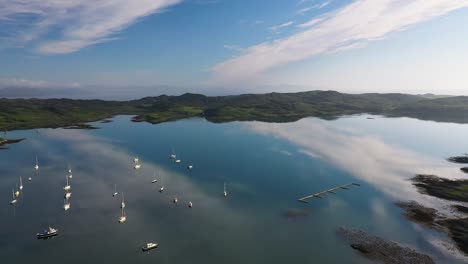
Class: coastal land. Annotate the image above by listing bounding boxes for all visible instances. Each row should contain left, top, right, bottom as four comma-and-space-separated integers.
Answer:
1, 91, 468, 130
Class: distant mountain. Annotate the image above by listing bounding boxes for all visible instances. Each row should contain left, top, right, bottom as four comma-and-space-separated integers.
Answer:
1, 90, 467, 130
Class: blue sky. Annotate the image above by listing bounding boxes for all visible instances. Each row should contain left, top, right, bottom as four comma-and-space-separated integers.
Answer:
1, 0, 468, 97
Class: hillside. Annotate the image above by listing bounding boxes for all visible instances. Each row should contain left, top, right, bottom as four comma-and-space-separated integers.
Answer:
0, 91, 467, 130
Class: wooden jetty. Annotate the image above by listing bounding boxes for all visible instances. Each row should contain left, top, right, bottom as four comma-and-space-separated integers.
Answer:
298, 183, 360, 203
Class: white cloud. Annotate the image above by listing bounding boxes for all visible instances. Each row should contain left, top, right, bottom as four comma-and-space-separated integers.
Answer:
223, 44, 244, 52
0, 78, 80, 89
269, 21, 294, 32
0, 0, 182, 54
212, 0, 468, 84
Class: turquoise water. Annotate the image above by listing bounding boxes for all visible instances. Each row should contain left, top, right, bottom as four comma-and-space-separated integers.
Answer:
1, 115, 468, 263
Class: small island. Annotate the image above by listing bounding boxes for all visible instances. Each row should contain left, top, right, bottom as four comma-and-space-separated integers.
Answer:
0, 137, 25, 149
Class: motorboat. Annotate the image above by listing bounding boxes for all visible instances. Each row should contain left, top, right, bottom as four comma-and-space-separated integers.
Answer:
142, 242, 158, 251
37, 227, 59, 239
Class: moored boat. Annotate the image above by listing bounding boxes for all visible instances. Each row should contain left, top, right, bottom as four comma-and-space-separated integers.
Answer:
142, 242, 158, 251
37, 227, 59, 239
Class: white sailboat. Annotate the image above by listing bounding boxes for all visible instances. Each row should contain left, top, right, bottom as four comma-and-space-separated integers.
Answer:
175, 159, 181, 163
169, 149, 176, 159
121, 192, 126, 209
133, 157, 141, 169
19, 176, 23, 190
64, 192, 72, 200
113, 184, 118, 197
63, 175, 71, 191
63, 199, 70, 211
118, 207, 127, 223
10, 189, 17, 205
14, 184, 20, 197
187, 163, 193, 170
28, 177, 32, 181
173, 197, 178, 204
34, 156, 39, 171
188, 201, 193, 208
223, 182, 227, 198
159, 174, 164, 192
134, 157, 139, 163
68, 166, 73, 179
151, 170, 157, 183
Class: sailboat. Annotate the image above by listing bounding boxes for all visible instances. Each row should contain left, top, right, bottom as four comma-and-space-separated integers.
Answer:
223, 182, 227, 198
118, 207, 127, 223
63, 199, 70, 211
134, 157, 139, 163
63, 175, 71, 191
19, 176, 23, 191
175, 159, 181, 163
134, 160, 141, 170
121, 192, 126, 209
187, 163, 193, 170
34, 156, 39, 171
151, 170, 157, 183
10, 189, 17, 205
169, 148, 176, 159
14, 184, 20, 197
188, 201, 193, 208
68, 166, 73, 179
173, 197, 178, 204
28, 177, 32, 181
65, 192, 72, 200
113, 184, 118, 197
159, 174, 164, 192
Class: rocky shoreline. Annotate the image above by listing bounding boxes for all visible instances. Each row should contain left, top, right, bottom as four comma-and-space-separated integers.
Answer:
337, 227, 435, 264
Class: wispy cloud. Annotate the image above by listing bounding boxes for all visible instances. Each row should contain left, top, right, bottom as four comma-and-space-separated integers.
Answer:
212, 0, 468, 84
0, 78, 80, 89
269, 21, 294, 32
223, 44, 244, 52
0, 0, 182, 54
297, 1, 332, 15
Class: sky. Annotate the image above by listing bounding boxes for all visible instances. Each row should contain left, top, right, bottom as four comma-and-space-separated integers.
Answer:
0, 0, 468, 98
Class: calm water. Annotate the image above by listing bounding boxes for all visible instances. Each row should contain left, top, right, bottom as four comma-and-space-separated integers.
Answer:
1, 115, 468, 263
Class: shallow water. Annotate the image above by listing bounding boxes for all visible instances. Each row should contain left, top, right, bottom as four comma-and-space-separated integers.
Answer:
1, 115, 467, 263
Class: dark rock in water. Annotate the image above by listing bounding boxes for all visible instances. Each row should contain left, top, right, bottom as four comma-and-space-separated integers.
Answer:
396, 201, 437, 226
461, 167, 468, 174
100, 119, 113, 123
448, 155, 468, 164
337, 227, 435, 264
437, 217, 468, 255
282, 209, 308, 219
412, 174, 468, 202
452, 205, 468, 215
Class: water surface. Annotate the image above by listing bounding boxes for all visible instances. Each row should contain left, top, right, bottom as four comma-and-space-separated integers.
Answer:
1, 115, 468, 263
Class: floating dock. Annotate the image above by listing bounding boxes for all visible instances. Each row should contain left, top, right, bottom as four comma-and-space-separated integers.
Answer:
298, 183, 360, 203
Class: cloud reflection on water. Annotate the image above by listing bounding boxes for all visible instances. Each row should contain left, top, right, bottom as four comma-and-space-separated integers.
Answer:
245, 118, 464, 213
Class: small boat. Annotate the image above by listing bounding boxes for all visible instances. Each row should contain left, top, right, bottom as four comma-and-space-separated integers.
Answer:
121, 192, 126, 209
152, 170, 157, 183
34, 156, 39, 171
64, 192, 72, 200
14, 184, 20, 197
134, 163, 141, 170
68, 173, 73, 179
63, 175, 71, 191
169, 148, 176, 159
113, 184, 118, 197
37, 227, 59, 239
188, 201, 192, 208
19, 176, 23, 190
68, 167, 72, 174
223, 182, 227, 198
63, 199, 70, 211
159, 174, 164, 192
187, 163, 193, 170
134, 157, 141, 169
10, 189, 17, 205
173, 197, 178, 204
118, 207, 127, 223
28, 177, 32, 181
134, 157, 139, 163
175, 159, 181, 163
142, 242, 159, 251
